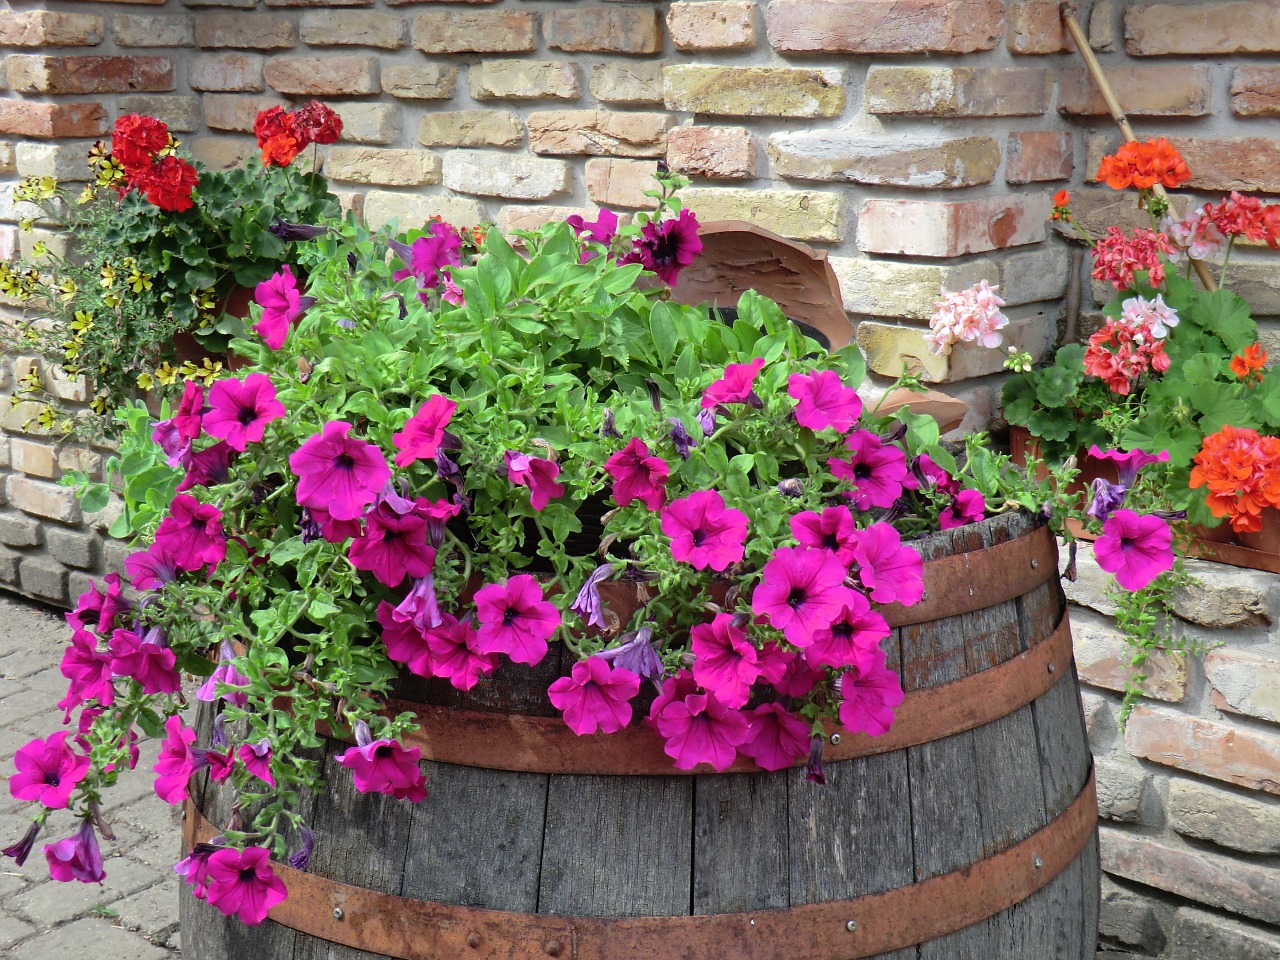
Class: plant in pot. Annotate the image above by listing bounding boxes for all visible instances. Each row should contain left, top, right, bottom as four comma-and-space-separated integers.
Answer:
0, 102, 344, 437
5, 188, 1106, 954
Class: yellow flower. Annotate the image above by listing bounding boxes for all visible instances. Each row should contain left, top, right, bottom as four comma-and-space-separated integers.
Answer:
30, 240, 47, 258
13, 178, 38, 202
154, 362, 179, 386
18, 219, 34, 232
136, 371, 155, 390
70, 311, 94, 333
62, 340, 81, 361
183, 358, 224, 385
158, 135, 180, 158
86, 141, 110, 166
125, 267, 153, 294
35, 176, 57, 200
56, 278, 77, 302
191, 288, 218, 312
76, 185, 95, 206
90, 395, 110, 416
94, 159, 125, 188
18, 365, 42, 391
102, 292, 121, 308
36, 405, 57, 430
99, 263, 117, 288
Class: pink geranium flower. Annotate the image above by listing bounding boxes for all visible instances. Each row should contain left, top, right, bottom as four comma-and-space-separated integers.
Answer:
108, 628, 181, 695
1094, 509, 1174, 591
702, 357, 765, 409
604, 437, 669, 511
829, 430, 909, 510
504, 451, 565, 511
805, 596, 890, 669
473, 574, 560, 666
392, 395, 457, 468
660, 489, 749, 572
202, 846, 288, 925
547, 656, 640, 735
790, 505, 859, 567
290, 421, 391, 521
739, 703, 811, 771
153, 715, 198, 804
836, 648, 904, 737
939, 489, 986, 530
424, 614, 497, 691
253, 264, 313, 350
751, 546, 858, 648
9, 732, 90, 809
202, 374, 286, 452
655, 691, 750, 771
851, 523, 924, 606
153, 494, 227, 571
348, 502, 436, 588
787, 370, 862, 432
335, 723, 427, 802
44, 820, 105, 884
689, 614, 762, 709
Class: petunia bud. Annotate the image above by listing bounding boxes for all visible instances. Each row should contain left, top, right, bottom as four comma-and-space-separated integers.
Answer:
601, 408, 621, 439
776, 478, 804, 498
269, 218, 328, 242
805, 735, 826, 785
2, 821, 41, 867
645, 379, 662, 413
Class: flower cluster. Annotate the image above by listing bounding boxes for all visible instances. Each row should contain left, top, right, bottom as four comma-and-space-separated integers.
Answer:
1082, 295, 1177, 395
924, 279, 1009, 356
1191, 425, 1280, 534
107, 114, 198, 213
1095, 137, 1191, 191
253, 101, 342, 167
1090, 226, 1177, 290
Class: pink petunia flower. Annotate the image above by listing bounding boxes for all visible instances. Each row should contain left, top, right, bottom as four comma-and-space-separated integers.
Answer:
202, 375, 286, 452
348, 502, 436, 589
547, 656, 640, 735
790, 505, 859, 567
660, 489, 749, 572
424, 613, 497, 691
771, 651, 826, 698
175, 440, 236, 494
174, 843, 219, 899
645, 670, 699, 730
939, 489, 986, 530
392, 395, 458, 468
566, 208, 619, 262
124, 543, 181, 591
335, 723, 427, 802
504, 451, 565, 511
829, 431, 909, 511
9, 732, 90, 809
804, 596, 890, 669
237, 741, 274, 786
108, 628, 180, 695
197, 640, 249, 707
153, 494, 227, 571
702, 357, 765, 409
58, 628, 115, 719
739, 703, 811, 771
390, 221, 463, 300
604, 437, 669, 511
67, 574, 133, 636
43, 820, 105, 884
655, 691, 750, 771
787, 370, 862, 432
689, 614, 762, 709
851, 523, 924, 606
473, 574, 560, 666
376, 600, 433, 677
153, 715, 199, 804
290, 421, 391, 522
392, 574, 443, 633
202, 846, 288, 925
173, 380, 205, 440
253, 264, 313, 350
1094, 509, 1174, 591
751, 546, 858, 648
836, 648, 904, 737
619, 207, 702, 284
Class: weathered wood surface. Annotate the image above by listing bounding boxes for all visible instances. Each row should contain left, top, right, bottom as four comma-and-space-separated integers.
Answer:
185, 512, 1098, 960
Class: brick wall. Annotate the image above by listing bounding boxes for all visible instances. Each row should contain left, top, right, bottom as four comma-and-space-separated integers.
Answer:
0, 2, 1279, 954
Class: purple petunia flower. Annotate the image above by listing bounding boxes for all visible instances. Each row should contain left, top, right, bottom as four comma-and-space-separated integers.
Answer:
3, 821, 41, 867
44, 819, 105, 884
197, 641, 249, 707
290, 421, 391, 522
667, 417, 697, 460
253, 264, 314, 350
473, 575, 560, 666
620, 208, 702, 285
566, 209, 619, 262
569, 563, 614, 630
597, 626, 665, 684
390, 222, 462, 302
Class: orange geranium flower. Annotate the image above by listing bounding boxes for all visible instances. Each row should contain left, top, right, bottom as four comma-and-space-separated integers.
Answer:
1191, 425, 1280, 532
1230, 343, 1268, 383
1050, 190, 1072, 222
1096, 138, 1192, 191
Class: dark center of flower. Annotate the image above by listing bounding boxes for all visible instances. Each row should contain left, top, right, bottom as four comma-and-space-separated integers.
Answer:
691, 527, 707, 546
502, 605, 519, 626
335, 453, 355, 470
786, 587, 808, 610
237, 405, 258, 426
853, 463, 873, 480
372, 743, 395, 760
822, 533, 841, 551
831, 620, 852, 640
44, 771, 60, 786
239, 866, 258, 883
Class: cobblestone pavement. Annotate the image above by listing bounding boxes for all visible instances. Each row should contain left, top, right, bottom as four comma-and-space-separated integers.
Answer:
0, 591, 181, 959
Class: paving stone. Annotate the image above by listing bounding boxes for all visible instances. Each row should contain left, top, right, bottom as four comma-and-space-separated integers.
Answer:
10, 858, 162, 925
0, 912, 37, 946
12, 916, 171, 960
108, 876, 181, 939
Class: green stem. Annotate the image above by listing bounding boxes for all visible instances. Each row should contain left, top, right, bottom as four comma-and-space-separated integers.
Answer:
1218, 238, 1235, 288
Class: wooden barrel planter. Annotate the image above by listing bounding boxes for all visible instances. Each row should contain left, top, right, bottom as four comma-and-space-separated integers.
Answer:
180, 512, 1099, 960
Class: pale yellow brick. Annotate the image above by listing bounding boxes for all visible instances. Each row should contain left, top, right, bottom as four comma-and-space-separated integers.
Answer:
264, 55, 378, 96
325, 147, 440, 186
363, 190, 486, 233
10, 439, 56, 479
527, 110, 671, 158
663, 65, 844, 118
0, 11, 104, 47
418, 110, 522, 148
383, 63, 457, 101
667, 1, 756, 51
590, 62, 664, 105
334, 103, 401, 145
828, 257, 998, 320
112, 14, 194, 48
680, 188, 844, 242
470, 60, 579, 101
299, 11, 405, 49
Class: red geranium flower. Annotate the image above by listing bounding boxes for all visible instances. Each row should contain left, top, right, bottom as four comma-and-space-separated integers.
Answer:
133, 155, 198, 213
111, 114, 169, 172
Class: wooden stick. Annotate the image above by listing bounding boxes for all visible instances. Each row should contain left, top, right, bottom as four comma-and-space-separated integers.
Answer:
1059, 4, 1218, 292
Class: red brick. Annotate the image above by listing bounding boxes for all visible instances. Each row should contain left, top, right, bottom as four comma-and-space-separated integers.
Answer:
0, 100, 106, 138
1232, 66, 1280, 117
857, 194, 1048, 257
1006, 0, 1072, 54
1006, 131, 1073, 184
264, 56, 379, 97
1059, 65, 1211, 117
203, 93, 287, 133
545, 7, 663, 54
0, 11, 104, 47
195, 13, 295, 50
1126, 704, 1280, 795
412, 11, 535, 54
6, 55, 174, 95
1126, 2, 1280, 56
767, 0, 1003, 54
666, 126, 756, 179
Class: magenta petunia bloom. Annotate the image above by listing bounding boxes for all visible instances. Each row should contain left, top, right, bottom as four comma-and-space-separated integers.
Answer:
604, 437, 669, 511
660, 489, 749, 572
197, 641, 249, 707
547, 656, 641, 735
1094, 509, 1174, 591
203, 375, 286, 452
907, 452, 958, 495
566, 208, 619, 262
1088, 445, 1170, 487
67, 573, 132, 637
393, 574, 443, 633
829, 430, 909, 511
390, 221, 463, 301
124, 543, 181, 591
425, 614, 498, 691
290, 421, 391, 522
336, 724, 427, 802
752, 545, 858, 648
392, 395, 458, 468
151, 418, 190, 468
620, 207, 702, 285
202, 846, 288, 925
787, 370, 862, 432
59, 628, 114, 719
153, 494, 227, 571
790, 505, 859, 567
3, 822, 41, 867
203, 747, 235, 783
302, 504, 364, 545
237, 741, 274, 786
504, 451, 565, 511
174, 843, 219, 899
173, 379, 205, 440
253, 264, 313, 350
836, 648, 904, 738
108, 628, 181, 695
153, 715, 199, 804
655, 691, 751, 771
348, 502, 436, 588
702, 357, 765, 409
645, 670, 699, 730
851, 523, 924, 606
805, 596, 890, 669
939, 489, 986, 530
473, 574, 560, 666
176, 440, 236, 493
739, 703, 811, 771
376, 600, 434, 677
689, 614, 762, 709
9, 732, 90, 809
44, 820, 105, 884
772, 651, 826, 698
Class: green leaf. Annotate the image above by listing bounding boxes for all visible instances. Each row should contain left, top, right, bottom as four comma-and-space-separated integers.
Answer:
75, 482, 111, 513
1034, 365, 1082, 408
1181, 353, 1223, 385
647, 302, 679, 362
1001, 377, 1035, 427
1027, 407, 1076, 443
1189, 381, 1254, 434
1193, 289, 1255, 351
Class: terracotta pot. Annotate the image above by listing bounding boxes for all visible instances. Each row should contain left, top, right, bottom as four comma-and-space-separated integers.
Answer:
1236, 507, 1280, 553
